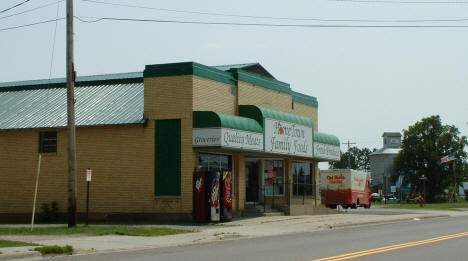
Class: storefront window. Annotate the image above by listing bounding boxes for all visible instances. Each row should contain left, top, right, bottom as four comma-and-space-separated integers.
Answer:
199, 153, 233, 194
199, 153, 230, 172
263, 160, 284, 196
293, 162, 314, 196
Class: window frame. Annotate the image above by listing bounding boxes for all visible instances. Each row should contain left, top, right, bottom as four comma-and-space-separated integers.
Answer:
293, 161, 314, 196
39, 131, 57, 153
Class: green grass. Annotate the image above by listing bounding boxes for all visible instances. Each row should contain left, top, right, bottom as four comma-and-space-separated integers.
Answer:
34, 245, 73, 255
0, 239, 39, 248
0, 225, 192, 237
375, 201, 468, 211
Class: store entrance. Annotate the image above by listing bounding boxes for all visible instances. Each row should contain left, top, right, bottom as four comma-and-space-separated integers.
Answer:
245, 160, 261, 203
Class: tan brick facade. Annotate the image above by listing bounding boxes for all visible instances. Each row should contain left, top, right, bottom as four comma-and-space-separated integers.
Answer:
0, 125, 154, 217
1, 62, 334, 220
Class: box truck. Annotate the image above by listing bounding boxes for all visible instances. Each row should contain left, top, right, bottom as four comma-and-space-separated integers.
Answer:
320, 169, 371, 209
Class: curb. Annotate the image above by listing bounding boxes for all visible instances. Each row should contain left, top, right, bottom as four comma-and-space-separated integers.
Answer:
330, 214, 450, 229
0, 251, 41, 261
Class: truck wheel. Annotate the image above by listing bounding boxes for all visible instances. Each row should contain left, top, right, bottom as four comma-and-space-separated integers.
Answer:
330, 205, 337, 209
364, 202, 371, 209
350, 204, 357, 209
342, 205, 349, 209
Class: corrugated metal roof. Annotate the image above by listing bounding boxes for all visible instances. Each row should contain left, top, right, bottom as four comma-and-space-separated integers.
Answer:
212, 63, 259, 71
0, 77, 144, 130
370, 147, 401, 156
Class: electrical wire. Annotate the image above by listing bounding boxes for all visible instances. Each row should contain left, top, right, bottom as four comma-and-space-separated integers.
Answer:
48, 2, 61, 81
79, 0, 468, 23
329, 0, 468, 3
75, 16, 468, 28
0, 0, 31, 14
3, 15, 468, 33
0, 18, 64, 32
0, 0, 64, 20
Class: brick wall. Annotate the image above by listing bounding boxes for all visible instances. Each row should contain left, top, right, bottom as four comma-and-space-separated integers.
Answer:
144, 75, 195, 213
0, 124, 154, 216
193, 76, 235, 115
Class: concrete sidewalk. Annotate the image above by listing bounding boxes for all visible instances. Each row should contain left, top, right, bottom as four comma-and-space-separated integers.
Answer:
1, 208, 466, 260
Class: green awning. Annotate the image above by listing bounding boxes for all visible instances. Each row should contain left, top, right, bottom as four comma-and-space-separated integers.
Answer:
193, 111, 262, 133
314, 132, 340, 146
192, 111, 264, 151
238, 105, 313, 127
313, 132, 341, 161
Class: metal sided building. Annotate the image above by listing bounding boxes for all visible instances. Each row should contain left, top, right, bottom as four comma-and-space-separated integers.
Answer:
0, 62, 340, 221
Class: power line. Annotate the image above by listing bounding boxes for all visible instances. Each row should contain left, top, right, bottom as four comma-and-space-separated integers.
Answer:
79, 0, 468, 23
75, 16, 468, 28
0, 0, 64, 20
343, 140, 357, 169
329, 0, 468, 3
0, 0, 31, 14
4, 15, 468, 32
47, 2, 61, 81
0, 18, 64, 32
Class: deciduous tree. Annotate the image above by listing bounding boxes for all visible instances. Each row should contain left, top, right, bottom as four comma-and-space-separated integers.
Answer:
329, 147, 373, 172
391, 115, 468, 202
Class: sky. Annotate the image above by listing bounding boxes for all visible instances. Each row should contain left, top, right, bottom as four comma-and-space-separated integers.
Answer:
1, 0, 468, 156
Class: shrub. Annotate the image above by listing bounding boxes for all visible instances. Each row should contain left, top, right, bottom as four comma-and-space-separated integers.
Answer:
38, 201, 59, 222
34, 245, 73, 255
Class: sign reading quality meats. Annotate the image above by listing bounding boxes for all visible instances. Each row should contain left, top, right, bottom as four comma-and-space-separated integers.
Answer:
193, 128, 263, 151
264, 118, 313, 158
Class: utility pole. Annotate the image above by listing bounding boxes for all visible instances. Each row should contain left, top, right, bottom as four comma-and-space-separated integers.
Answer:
66, 0, 77, 227
342, 140, 356, 169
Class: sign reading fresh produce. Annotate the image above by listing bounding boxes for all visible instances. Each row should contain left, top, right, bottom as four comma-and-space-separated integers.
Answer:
314, 142, 340, 161
264, 118, 313, 157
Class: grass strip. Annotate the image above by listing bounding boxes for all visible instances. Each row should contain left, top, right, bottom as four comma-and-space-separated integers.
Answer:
0, 239, 39, 248
0, 226, 192, 236
34, 245, 73, 255
375, 202, 468, 211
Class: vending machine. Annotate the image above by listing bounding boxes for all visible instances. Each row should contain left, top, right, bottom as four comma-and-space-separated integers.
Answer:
221, 171, 233, 221
207, 171, 220, 222
193, 171, 208, 222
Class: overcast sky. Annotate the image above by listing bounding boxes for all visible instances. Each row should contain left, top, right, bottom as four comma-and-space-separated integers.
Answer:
1, 0, 467, 157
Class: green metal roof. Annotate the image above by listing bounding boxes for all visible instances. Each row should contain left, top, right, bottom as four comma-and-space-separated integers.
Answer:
314, 132, 340, 146
0, 73, 144, 130
238, 105, 313, 128
193, 111, 263, 133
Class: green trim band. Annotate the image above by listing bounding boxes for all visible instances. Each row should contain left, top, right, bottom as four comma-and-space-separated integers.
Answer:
291, 91, 318, 108
239, 105, 313, 128
144, 62, 235, 86
313, 132, 340, 146
234, 69, 290, 93
193, 111, 263, 133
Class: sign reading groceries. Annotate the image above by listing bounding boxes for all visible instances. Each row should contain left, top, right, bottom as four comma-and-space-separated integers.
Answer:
193, 128, 263, 151
264, 118, 313, 157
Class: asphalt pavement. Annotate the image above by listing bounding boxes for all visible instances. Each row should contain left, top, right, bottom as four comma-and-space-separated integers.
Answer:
1, 206, 467, 260
45, 215, 468, 261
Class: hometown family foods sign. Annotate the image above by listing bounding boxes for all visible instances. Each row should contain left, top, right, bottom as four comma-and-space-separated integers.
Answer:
264, 118, 313, 157
314, 142, 340, 161
193, 128, 263, 151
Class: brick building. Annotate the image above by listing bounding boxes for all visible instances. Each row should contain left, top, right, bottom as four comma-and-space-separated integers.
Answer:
0, 62, 340, 221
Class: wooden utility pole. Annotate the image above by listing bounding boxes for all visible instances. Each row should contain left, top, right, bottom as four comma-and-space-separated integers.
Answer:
66, 0, 77, 227
342, 140, 356, 169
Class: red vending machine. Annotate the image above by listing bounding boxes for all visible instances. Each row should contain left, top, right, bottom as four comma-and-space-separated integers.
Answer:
207, 171, 220, 222
193, 171, 208, 222
221, 171, 233, 221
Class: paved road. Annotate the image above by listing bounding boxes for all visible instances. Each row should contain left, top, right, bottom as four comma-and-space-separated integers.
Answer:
47, 215, 468, 261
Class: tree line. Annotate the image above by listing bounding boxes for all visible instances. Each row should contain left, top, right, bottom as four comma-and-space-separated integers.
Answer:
329, 115, 468, 202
